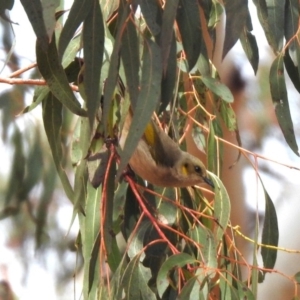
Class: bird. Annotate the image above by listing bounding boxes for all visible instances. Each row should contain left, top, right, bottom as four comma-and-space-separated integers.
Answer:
119, 110, 214, 188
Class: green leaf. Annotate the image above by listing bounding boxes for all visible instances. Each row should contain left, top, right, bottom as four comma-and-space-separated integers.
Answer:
128, 221, 151, 259
103, 153, 116, 253
269, 55, 299, 156
201, 76, 233, 103
22, 86, 50, 114
122, 254, 156, 300
100, 0, 118, 21
178, 276, 203, 300
139, 0, 161, 36
188, 225, 217, 272
160, 0, 179, 73
207, 121, 217, 173
176, 0, 202, 70
117, 38, 162, 178
121, 15, 140, 109
240, 22, 259, 74
40, 0, 60, 41
155, 187, 178, 225
253, 0, 284, 53
58, 0, 93, 59
220, 102, 237, 131
208, 1, 223, 29
42, 93, 74, 202
261, 184, 279, 270
223, 0, 248, 58
19, 0, 49, 51
61, 35, 81, 68
83, 0, 104, 128
209, 173, 231, 243
157, 253, 196, 298
159, 32, 177, 113
36, 32, 87, 117
83, 182, 101, 297
284, 48, 300, 94
103, 0, 130, 135
284, 0, 299, 49
294, 271, 300, 284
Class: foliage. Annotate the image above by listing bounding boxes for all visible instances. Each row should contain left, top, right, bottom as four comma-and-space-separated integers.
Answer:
1, 0, 300, 299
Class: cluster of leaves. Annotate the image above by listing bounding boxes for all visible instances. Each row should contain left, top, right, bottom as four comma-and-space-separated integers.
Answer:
3, 0, 300, 299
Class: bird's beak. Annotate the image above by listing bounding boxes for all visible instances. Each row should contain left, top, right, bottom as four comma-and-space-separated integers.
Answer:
203, 176, 214, 189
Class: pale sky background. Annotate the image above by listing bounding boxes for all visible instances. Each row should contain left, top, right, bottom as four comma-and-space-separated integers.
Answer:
1, 1, 300, 299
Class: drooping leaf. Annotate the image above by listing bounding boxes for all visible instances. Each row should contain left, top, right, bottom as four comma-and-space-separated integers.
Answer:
157, 253, 197, 298
284, 0, 299, 49
240, 9, 259, 74
128, 221, 151, 259
160, 0, 179, 73
84, 182, 101, 296
83, 0, 104, 128
284, 47, 300, 94
103, 0, 130, 136
159, 32, 177, 113
261, 184, 279, 270
19, 0, 49, 51
121, 254, 156, 300
40, 0, 60, 41
220, 102, 237, 131
117, 38, 162, 178
201, 76, 234, 103
58, 0, 93, 59
253, 0, 284, 53
269, 55, 299, 156
36, 32, 87, 116
139, 0, 161, 36
176, 0, 202, 70
121, 14, 140, 109
222, 0, 248, 58
209, 173, 231, 243
188, 225, 217, 272
178, 276, 203, 300
42, 93, 74, 202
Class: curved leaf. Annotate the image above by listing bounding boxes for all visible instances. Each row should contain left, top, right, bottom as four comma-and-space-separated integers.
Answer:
223, 0, 248, 58
240, 11, 259, 75
58, 0, 93, 59
103, 0, 130, 136
83, 0, 104, 128
20, 0, 49, 51
188, 225, 217, 271
122, 254, 156, 300
261, 184, 279, 270
121, 15, 140, 109
269, 55, 299, 156
253, 0, 284, 53
176, 0, 202, 70
160, 0, 179, 73
36, 32, 87, 117
284, 48, 300, 94
42, 93, 75, 201
201, 76, 234, 103
209, 173, 231, 243
117, 38, 162, 178
157, 253, 197, 298
139, 0, 161, 36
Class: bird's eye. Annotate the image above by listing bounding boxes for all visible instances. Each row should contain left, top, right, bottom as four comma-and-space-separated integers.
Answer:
194, 165, 202, 174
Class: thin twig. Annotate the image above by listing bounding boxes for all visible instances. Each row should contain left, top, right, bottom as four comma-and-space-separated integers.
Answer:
8, 63, 37, 78
0, 76, 79, 92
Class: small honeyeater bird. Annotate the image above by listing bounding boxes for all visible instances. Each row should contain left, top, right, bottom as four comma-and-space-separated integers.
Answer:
119, 111, 214, 188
